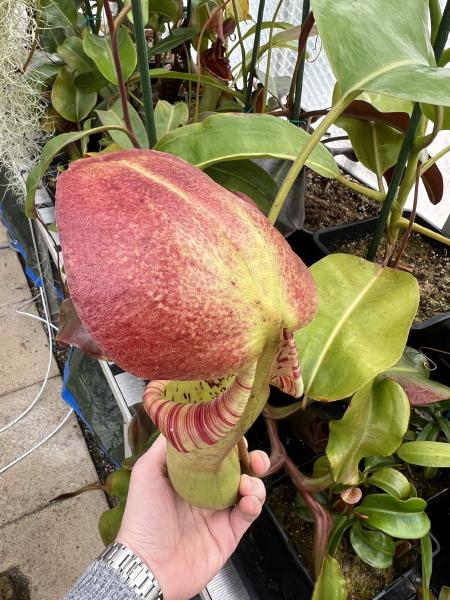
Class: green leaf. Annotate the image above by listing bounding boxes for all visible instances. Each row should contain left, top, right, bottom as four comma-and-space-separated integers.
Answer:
74, 69, 109, 93
350, 522, 396, 568
312, 0, 450, 106
205, 160, 278, 215
41, 0, 78, 31
367, 468, 411, 500
149, 27, 199, 56
326, 379, 410, 485
421, 533, 433, 600
354, 494, 430, 539
111, 99, 149, 149
57, 36, 95, 74
148, 0, 181, 21
328, 515, 352, 557
312, 555, 347, 600
25, 126, 134, 217
154, 100, 189, 141
364, 455, 400, 473
422, 103, 450, 129
397, 441, 450, 467
145, 69, 244, 100
439, 586, 450, 600
295, 254, 419, 401
83, 27, 137, 84
155, 113, 339, 179
380, 347, 450, 406
51, 66, 97, 122
28, 63, 62, 90
437, 416, 450, 442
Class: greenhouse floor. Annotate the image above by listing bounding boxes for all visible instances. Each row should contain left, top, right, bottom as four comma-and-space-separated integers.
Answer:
0, 221, 108, 599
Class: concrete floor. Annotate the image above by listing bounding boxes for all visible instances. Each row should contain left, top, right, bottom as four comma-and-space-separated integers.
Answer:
0, 222, 108, 599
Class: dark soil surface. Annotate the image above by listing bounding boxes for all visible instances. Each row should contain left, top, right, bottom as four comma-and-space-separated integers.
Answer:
268, 482, 417, 600
303, 170, 381, 231
327, 232, 450, 322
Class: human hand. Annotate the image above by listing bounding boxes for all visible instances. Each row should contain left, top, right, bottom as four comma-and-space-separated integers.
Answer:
116, 434, 270, 600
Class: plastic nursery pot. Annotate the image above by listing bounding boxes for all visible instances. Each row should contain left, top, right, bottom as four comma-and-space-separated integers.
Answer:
236, 473, 442, 600
313, 212, 450, 384
286, 227, 325, 267
232, 503, 314, 600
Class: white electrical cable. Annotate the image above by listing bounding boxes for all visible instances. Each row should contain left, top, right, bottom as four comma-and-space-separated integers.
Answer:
0, 408, 74, 475
0, 287, 54, 433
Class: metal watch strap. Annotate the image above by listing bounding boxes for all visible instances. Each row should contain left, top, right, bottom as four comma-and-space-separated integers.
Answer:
98, 542, 163, 600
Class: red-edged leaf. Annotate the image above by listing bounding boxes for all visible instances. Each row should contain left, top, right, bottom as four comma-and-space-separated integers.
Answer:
342, 100, 410, 131
384, 162, 443, 205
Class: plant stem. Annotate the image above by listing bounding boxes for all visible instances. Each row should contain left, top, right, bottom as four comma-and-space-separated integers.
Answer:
263, 415, 287, 476
285, 456, 333, 578
414, 105, 443, 150
244, 0, 265, 112
130, 0, 157, 147
336, 173, 384, 202
262, 0, 284, 112
391, 164, 420, 268
420, 142, 450, 174
430, 0, 442, 44
231, 0, 247, 86
398, 218, 450, 246
388, 148, 421, 243
83, 0, 96, 32
290, 2, 312, 122
21, 0, 41, 73
95, 0, 104, 33
268, 95, 355, 225
104, 0, 134, 137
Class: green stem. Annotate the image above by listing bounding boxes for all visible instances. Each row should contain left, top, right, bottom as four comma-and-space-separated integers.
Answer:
420, 142, 450, 174
95, 0, 104, 34
131, 0, 157, 147
430, 0, 442, 44
291, 0, 311, 123
83, 0, 96, 32
439, 46, 450, 66
244, 0, 265, 112
398, 218, 450, 246
231, 0, 247, 86
336, 173, 384, 202
388, 149, 421, 244
262, 0, 284, 112
371, 121, 385, 193
414, 105, 443, 150
268, 95, 355, 225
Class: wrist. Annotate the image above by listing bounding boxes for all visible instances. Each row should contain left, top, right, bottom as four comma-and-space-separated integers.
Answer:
98, 541, 163, 599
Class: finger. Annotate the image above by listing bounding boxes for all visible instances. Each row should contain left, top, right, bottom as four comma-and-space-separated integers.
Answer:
239, 474, 266, 506
249, 449, 270, 476
134, 433, 167, 471
229, 495, 263, 542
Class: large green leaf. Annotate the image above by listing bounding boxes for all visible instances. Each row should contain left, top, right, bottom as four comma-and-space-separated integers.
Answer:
57, 36, 95, 74
156, 113, 339, 179
326, 379, 410, 485
295, 254, 419, 401
124, 0, 149, 24
311, 555, 347, 600
83, 27, 137, 84
397, 441, 450, 467
144, 69, 244, 100
350, 522, 396, 569
380, 347, 450, 406
51, 67, 97, 122
97, 100, 149, 149
312, 0, 450, 106
40, 0, 79, 52
154, 100, 189, 141
421, 534, 433, 600
367, 468, 411, 500
205, 160, 278, 215
354, 494, 430, 539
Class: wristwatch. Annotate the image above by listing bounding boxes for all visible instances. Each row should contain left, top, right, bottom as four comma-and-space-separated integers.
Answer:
98, 542, 163, 599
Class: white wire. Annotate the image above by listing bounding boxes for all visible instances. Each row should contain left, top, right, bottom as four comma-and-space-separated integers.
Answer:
0, 286, 54, 433
16, 308, 58, 331
0, 408, 73, 475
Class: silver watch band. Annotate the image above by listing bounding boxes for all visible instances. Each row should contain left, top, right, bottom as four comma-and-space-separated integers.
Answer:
98, 542, 163, 600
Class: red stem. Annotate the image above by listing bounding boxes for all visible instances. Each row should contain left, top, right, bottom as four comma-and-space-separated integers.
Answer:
390, 163, 421, 268
287, 12, 316, 113
103, 1, 136, 142
263, 415, 287, 476
285, 455, 333, 578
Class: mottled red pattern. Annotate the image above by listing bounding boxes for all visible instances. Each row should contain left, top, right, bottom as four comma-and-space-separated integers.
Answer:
56, 149, 317, 380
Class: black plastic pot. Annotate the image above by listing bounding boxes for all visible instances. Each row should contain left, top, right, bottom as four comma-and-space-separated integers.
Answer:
313, 212, 450, 384
234, 480, 445, 600
287, 227, 325, 267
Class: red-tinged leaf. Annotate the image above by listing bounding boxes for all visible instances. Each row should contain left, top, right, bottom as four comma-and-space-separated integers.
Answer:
57, 298, 108, 359
201, 40, 232, 82
380, 347, 450, 406
384, 162, 443, 205
56, 149, 317, 381
342, 100, 410, 131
